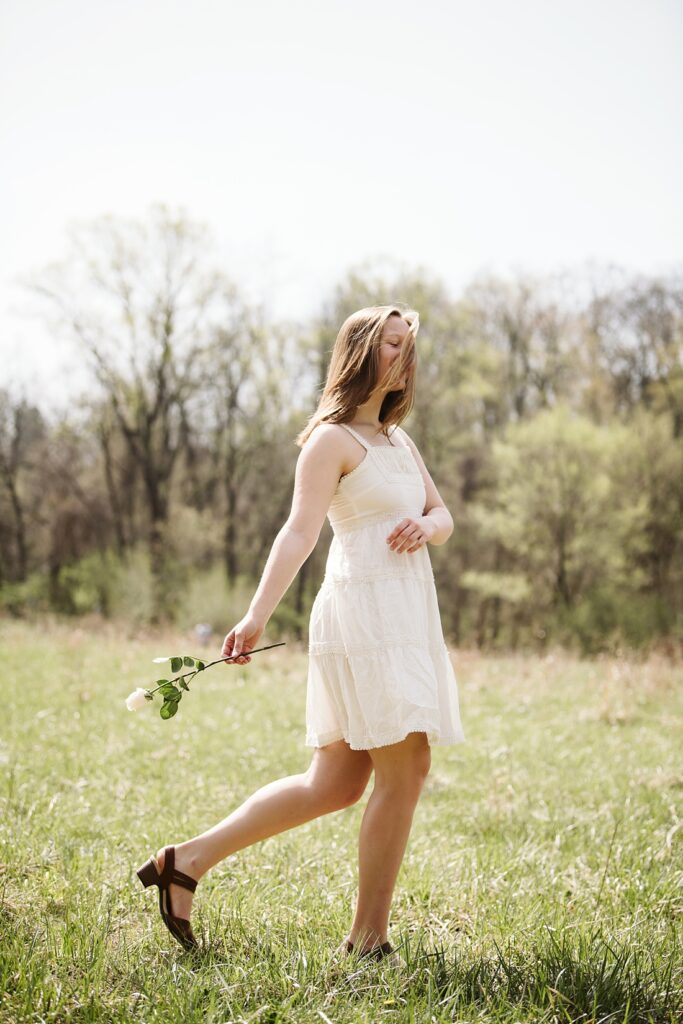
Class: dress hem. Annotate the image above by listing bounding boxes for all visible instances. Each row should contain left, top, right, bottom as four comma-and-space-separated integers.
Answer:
304, 726, 466, 751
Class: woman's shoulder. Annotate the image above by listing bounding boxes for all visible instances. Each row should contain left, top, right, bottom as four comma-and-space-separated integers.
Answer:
309, 421, 352, 440
393, 424, 416, 450
305, 421, 356, 453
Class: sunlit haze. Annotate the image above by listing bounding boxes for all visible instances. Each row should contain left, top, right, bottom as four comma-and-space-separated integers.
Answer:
1, 0, 681, 411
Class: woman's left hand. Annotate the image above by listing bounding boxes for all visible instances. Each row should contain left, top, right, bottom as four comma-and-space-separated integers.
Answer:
385, 516, 436, 553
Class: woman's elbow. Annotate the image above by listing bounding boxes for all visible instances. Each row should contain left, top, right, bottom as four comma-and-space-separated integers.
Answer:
282, 520, 319, 554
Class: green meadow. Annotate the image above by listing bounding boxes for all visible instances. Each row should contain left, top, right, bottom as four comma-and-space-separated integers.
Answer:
0, 618, 681, 1023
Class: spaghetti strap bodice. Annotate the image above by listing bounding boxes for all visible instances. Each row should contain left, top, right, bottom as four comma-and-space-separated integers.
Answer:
326, 423, 425, 536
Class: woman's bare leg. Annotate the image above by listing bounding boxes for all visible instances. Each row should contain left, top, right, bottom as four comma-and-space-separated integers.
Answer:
154, 740, 373, 921
346, 731, 431, 952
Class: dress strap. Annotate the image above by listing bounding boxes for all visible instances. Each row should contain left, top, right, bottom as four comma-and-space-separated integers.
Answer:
339, 424, 372, 451
389, 424, 408, 448
339, 423, 408, 449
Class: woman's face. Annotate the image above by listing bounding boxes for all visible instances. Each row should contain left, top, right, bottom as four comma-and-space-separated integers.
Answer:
376, 316, 412, 392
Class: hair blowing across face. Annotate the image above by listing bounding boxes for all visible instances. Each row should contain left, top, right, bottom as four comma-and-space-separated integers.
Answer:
295, 305, 419, 448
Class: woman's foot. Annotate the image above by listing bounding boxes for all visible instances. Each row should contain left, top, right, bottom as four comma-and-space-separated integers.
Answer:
344, 933, 392, 956
154, 846, 200, 922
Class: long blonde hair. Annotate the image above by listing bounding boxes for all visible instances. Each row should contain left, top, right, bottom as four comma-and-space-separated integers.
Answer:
295, 305, 419, 448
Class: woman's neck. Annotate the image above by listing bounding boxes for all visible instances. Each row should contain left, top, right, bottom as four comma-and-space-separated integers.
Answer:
349, 395, 385, 430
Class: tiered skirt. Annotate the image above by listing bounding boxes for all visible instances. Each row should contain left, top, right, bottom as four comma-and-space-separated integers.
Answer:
305, 522, 466, 750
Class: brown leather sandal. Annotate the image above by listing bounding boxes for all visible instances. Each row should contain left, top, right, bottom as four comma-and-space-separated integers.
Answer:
345, 939, 395, 960
136, 845, 199, 951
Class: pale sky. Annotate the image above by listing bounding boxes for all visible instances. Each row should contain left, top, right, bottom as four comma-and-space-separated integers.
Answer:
1, 0, 681, 411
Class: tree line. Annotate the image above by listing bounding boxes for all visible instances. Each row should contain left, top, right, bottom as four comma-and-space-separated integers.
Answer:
1, 205, 681, 654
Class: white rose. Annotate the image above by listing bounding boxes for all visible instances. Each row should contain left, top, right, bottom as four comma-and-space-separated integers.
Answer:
125, 688, 150, 711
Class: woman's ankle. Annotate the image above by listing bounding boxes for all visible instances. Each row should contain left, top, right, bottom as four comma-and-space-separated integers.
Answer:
174, 841, 207, 880
347, 928, 388, 951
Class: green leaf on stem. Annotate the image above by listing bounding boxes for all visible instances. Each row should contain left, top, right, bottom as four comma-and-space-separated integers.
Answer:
171, 657, 183, 674
178, 678, 189, 691
183, 656, 195, 667
160, 701, 179, 719
196, 661, 205, 671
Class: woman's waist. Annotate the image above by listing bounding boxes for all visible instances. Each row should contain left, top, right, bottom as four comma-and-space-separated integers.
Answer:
328, 506, 421, 536
323, 520, 434, 582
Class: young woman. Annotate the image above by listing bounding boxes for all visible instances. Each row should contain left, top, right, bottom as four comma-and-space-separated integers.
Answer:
136, 304, 466, 961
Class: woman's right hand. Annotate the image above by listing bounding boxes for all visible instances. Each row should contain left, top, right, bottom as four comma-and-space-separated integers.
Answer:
221, 613, 265, 667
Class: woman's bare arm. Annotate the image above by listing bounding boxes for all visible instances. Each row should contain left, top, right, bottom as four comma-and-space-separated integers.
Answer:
247, 425, 346, 624
395, 427, 454, 545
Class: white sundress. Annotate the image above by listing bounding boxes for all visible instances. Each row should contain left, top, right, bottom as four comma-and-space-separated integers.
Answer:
305, 423, 466, 751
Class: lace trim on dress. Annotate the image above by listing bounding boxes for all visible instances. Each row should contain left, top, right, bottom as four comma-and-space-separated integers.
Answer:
323, 568, 435, 584
331, 507, 419, 534
305, 725, 459, 750
308, 638, 450, 656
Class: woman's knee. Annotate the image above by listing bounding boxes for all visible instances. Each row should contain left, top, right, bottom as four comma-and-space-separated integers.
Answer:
305, 742, 373, 809
325, 773, 372, 809
341, 776, 372, 807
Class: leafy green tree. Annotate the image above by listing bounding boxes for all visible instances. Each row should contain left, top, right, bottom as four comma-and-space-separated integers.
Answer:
0, 392, 45, 582
609, 408, 683, 637
25, 204, 247, 619
463, 405, 646, 650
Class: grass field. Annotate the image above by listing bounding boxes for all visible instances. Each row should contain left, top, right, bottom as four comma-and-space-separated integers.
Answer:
0, 618, 681, 1023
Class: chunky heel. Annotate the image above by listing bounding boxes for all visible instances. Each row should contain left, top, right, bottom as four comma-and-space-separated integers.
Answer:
135, 845, 200, 951
136, 858, 160, 889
